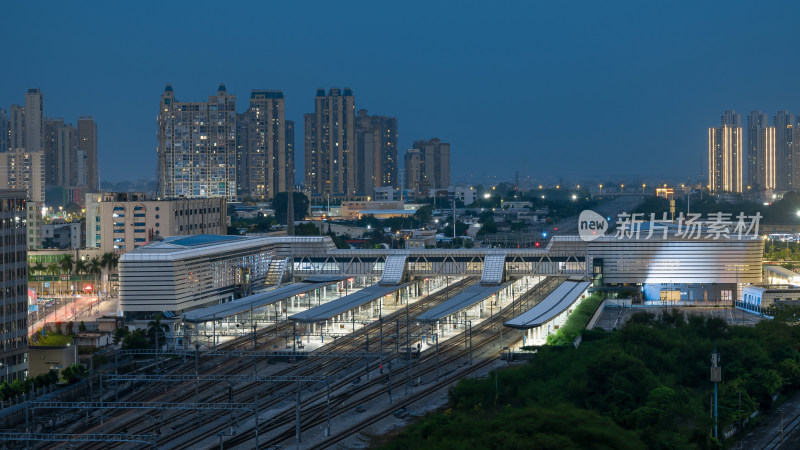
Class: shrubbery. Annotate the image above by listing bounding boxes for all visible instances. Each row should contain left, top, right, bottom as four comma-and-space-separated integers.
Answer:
383, 311, 800, 449
546, 292, 604, 345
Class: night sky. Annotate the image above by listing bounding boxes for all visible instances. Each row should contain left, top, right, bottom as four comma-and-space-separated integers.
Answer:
3, 1, 800, 187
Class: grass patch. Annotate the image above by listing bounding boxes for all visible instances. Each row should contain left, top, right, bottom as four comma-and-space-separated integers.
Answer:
546, 292, 604, 345
33, 333, 73, 346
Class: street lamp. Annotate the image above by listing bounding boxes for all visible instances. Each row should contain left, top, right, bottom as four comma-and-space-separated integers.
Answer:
599, 184, 603, 194
642, 183, 646, 194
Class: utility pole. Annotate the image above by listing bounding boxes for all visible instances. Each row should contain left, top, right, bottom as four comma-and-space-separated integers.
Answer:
296, 380, 302, 447
254, 394, 259, 448
711, 346, 721, 440
287, 155, 295, 236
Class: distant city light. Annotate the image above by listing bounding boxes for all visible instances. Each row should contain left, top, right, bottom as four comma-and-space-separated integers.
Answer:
483, 193, 491, 199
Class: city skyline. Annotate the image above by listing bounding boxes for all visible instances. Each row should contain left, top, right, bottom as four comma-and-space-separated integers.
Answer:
5, 2, 800, 186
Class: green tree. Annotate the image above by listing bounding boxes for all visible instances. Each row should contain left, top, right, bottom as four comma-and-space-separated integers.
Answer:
295, 222, 320, 236
88, 256, 102, 293
121, 329, 149, 349
101, 252, 119, 293
273, 192, 310, 225
46, 263, 61, 295
147, 314, 170, 349
61, 363, 86, 383
413, 204, 434, 223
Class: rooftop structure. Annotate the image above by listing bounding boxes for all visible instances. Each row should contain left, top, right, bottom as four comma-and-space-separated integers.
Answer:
505, 279, 591, 329
182, 276, 344, 323
416, 282, 513, 323
763, 265, 800, 285
119, 235, 275, 315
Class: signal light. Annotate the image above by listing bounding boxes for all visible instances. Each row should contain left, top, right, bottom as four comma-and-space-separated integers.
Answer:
535, 242, 540, 248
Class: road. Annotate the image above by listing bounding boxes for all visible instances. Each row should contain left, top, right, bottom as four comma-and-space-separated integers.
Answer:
551, 195, 645, 236
28, 294, 118, 336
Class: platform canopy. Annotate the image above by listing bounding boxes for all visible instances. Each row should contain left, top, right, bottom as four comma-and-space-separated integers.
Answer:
415, 281, 510, 323
504, 279, 590, 329
182, 276, 344, 323
289, 282, 413, 323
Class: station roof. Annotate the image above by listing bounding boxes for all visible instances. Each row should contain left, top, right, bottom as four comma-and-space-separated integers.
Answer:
504, 279, 590, 329
289, 282, 412, 323
764, 265, 800, 279
416, 281, 511, 323
121, 234, 276, 262
182, 276, 344, 323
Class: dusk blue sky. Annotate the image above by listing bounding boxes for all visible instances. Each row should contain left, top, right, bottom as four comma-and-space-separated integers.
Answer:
3, 1, 800, 187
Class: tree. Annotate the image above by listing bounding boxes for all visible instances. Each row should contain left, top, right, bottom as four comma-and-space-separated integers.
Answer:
74, 259, 88, 278
295, 222, 320, 236
122, 329, 149, 349
61, 363, 86, 383
273, 192, 310, 225
30, 262, 45, 275
113, 327, 130, 345
147, 314, 170, 349
88, 257, 102, 294
59, 254, 74, 275
414, 205, 434, 224
46, 263, 61, 295
101, 252, 119, 293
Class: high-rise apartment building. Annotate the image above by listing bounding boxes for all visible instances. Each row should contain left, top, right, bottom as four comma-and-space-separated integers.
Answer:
286, 120, 295, 188
0, 190, 29, 382
235, 112, 249, 200
758, 126, 776, 190
746, 111, 768, 189
24, 89, 43, 152
354, 109, 398, 196
0, 150, 45, 203
410, 138, 451, 194
709, 111, 743, 193
0, 150, 44, 249
0, 108, 8, 153
157, 84, 237, 201
42, 118, 62, 187
57, 123, 78, 187
774, 111, 795, 190
78, 116, 98, 191
404, 148, 421, 192
303, 88, 356, 196
9, 105, 24, 151
241, 90, 289, 200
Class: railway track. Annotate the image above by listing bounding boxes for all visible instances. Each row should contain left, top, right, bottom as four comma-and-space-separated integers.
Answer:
26, 278, 476, 450
216, 276, 561, 449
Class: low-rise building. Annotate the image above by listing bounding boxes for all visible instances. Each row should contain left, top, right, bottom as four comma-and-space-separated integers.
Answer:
41, 221, 82, 249
85, 192, 226, 254
28, 346, 76, 377
740, 285, 800, 315
405, 229, 436, 248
